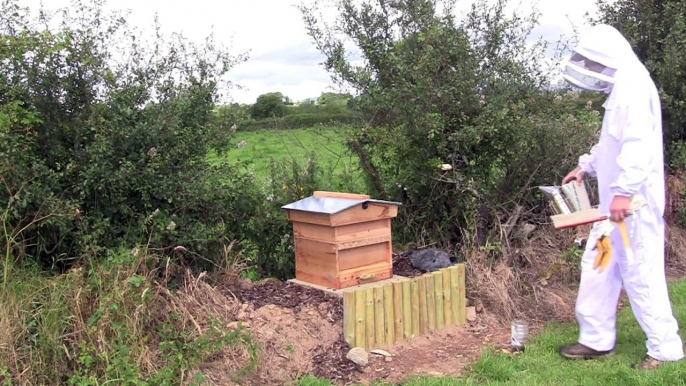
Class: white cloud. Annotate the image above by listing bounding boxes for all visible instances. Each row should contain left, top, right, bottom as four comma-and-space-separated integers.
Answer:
15, 0, 600, 104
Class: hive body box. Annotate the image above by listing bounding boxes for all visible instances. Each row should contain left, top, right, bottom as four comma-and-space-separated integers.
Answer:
282, 191, 401, 290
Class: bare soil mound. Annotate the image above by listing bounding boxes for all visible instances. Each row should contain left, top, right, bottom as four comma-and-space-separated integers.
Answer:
195, 223, 686, 385
215, 276, 527, 385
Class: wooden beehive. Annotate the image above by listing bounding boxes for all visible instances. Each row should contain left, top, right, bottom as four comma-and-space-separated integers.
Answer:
282, 191, 401, 290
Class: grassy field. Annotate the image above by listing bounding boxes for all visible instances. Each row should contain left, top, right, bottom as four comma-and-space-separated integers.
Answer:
208, 126, 364, 190
298, 280, 686, 386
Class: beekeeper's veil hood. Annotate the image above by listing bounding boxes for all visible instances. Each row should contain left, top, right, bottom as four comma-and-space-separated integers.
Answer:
562, 24, 638, 93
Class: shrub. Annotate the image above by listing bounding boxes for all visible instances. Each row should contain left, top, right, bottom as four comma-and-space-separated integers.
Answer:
300, 0, 603, 248
0, 0, 255, 268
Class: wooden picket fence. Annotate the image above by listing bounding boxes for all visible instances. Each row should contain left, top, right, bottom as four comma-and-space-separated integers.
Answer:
343, 264, 466, 349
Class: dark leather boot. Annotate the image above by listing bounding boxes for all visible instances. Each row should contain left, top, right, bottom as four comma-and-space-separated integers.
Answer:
559, 343, 614, 359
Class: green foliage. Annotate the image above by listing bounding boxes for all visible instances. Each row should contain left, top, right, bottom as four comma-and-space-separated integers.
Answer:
238, 92, 361, 131
317, 92, 352, 106
208, 126, 364, 188
250, 92, 288, 119
240, 111, 361, 131
0, 250, 259, 385
300, 0, 602, 247
591, 0, 686, 170
0, 0, 262, 268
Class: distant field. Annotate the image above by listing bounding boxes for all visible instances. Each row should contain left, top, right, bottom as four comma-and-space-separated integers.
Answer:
208, 126, 365, 190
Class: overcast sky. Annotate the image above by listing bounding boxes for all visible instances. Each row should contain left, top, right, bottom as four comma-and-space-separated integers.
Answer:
16, 0, 600, 104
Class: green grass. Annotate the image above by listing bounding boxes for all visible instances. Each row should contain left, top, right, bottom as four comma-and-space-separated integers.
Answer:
299, 280, 686, 386
208, 126, 364, 189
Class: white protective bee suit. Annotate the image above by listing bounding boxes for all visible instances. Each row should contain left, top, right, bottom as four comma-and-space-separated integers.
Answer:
564, 24, 684, 361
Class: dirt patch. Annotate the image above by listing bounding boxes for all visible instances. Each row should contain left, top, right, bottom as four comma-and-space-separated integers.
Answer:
311, 337, 358, 383
205, 277, 526, 385
392, 253, 426, 278
213, 281, 355, 385
355, 313, 545, 385
234, 281, 344, 323
212, 277, 551, 385
198, 220, 686, 384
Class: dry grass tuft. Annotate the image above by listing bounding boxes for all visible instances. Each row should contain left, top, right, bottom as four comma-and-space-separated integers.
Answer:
0, 246, 259, 385
463, 175, 686, 327
666, 223, 686, 279
461, 210, 588, 327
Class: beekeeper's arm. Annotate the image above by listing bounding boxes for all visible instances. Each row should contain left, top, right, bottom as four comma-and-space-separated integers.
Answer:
608, 101, 654, 198
578, 143, 601, 178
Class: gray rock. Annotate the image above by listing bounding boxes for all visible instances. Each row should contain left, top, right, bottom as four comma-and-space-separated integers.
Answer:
346, 347, 368, 369
407, 248, 453, 272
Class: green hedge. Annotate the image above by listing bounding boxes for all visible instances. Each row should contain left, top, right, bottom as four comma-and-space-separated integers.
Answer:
239, 111, 362, 131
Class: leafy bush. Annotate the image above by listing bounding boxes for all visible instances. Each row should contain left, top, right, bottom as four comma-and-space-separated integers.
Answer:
0, 0, 259, 268
300, 0, 604, 248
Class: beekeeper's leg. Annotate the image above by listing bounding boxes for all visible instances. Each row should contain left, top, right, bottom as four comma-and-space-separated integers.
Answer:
620, 209, 684, 361
575, 223, 623, 352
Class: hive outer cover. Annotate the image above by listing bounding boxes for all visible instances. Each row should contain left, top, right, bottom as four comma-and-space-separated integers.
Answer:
282, 196, 402, 215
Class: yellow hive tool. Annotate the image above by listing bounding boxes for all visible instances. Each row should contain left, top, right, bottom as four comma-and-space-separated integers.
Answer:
592, 196, 646, 273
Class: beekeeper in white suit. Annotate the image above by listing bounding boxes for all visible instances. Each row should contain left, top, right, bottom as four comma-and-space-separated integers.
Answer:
559, 24, 684, 369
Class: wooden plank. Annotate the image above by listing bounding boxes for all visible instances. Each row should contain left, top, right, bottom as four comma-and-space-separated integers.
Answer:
313, 191, 370, 200
410, 280, 420, 338
338, 262, 393, 289
433, 271, 444, 330
287, 275, 408, 297
392, 281, 403, 344
330, 202, 399, 227
294, 270, 340, 289
383, 283, 394, 345
456, 263, 466, 324
402, 280, 411, 339
442, 268, 452, 327
344, 292, 356, 346
337, 235, 392, 251
448, 266, 460, 324
365, 288, 375, 349
286, 210, 332, 226
550, 208, 605, 230
338, 242, 389, 271
294, 237, 338, 287
417, 276, 428, 335
335, 219, 391, 242
374, 286, 385, 347
425, 274, 436, 331
355, 290, 366, 348
292, 222, 335, 242
293, 237, 337, 254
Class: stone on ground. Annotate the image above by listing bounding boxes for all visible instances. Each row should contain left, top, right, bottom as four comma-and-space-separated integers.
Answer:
346, 347, 369, 369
